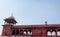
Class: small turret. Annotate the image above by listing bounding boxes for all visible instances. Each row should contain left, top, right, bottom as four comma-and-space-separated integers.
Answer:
2, 15, 17, 36
45, 21, 47, 25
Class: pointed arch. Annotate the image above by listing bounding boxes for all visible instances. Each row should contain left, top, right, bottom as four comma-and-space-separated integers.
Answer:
47, 29, 51, 36
57, 29, 60, 36
52, 29, 56, 36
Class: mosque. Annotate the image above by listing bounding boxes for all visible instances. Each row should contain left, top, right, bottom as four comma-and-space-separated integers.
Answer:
1, 15, 60, 37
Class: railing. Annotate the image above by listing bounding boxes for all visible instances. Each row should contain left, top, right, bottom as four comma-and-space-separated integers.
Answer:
1, 36, 60, 37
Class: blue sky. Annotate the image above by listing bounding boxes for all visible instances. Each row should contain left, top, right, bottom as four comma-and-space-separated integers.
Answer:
0, 0, 60, 35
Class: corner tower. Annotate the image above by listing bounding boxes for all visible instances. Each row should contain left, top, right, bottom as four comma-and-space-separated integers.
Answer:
2, 15, 17, 36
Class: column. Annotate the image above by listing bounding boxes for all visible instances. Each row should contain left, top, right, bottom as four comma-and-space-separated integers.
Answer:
55, 29, 57, 36
50, 29, 52, 37
19, 29, 20, 35
15, 29, 16, 35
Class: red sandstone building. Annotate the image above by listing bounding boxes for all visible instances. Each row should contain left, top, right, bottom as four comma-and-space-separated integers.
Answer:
1, 16, 60, 37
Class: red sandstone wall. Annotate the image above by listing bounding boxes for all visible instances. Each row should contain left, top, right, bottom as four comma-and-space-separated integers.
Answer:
0, 36, 7, 37
32, 29, 42, 36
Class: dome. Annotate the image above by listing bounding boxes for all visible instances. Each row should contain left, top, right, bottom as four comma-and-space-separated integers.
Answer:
4, 16, 17, 24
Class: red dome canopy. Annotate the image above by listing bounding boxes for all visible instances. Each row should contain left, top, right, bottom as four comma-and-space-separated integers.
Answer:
4, 16, 17, 24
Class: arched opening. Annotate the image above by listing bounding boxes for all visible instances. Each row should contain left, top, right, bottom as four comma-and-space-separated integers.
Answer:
28, 30, 32, 35
47, 30, 51, 36
57, 29, 60, 36
52, 31, 56, 36
52, 29, 56, 36
12, 29, 15, 35
16, 29, 19, 35
20, 30, 23, 35
23, 30, 27, 35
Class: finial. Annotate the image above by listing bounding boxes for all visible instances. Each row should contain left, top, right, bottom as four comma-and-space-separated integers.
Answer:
11, 13, 13, 17
10, 13, 14, 18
